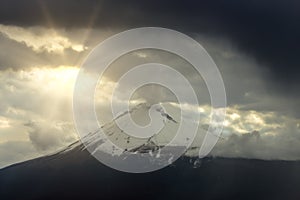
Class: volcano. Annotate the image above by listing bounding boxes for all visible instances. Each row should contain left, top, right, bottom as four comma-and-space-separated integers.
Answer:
0, 103, 300, 200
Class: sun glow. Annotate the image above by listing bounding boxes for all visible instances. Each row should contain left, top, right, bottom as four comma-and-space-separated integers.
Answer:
22, 66, 79, 93
0, 117, 10, 128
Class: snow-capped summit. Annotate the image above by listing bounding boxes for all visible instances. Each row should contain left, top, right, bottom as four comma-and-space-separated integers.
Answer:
61, 102, 183, 156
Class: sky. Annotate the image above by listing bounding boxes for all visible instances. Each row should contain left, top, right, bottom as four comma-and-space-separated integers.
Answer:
0, 0, 299, 168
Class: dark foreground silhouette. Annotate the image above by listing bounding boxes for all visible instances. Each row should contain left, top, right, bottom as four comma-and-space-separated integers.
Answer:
0, 144, 300, 200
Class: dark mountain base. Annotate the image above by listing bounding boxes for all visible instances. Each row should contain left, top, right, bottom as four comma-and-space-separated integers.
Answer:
1, 146, 300, 200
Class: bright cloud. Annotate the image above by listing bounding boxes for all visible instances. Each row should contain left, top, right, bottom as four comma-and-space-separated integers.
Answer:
0, 66, 79, 149
0, 117, 10, 128
0, 24, 87, 53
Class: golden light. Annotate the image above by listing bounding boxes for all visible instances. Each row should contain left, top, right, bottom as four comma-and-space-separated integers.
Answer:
26, 66, 79, 93
0, 117, 10, 128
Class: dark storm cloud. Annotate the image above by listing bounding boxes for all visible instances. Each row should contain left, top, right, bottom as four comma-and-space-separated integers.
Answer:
0, 0, 300, 90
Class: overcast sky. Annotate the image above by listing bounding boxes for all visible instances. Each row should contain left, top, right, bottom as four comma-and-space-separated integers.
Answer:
0, 0, 299, 168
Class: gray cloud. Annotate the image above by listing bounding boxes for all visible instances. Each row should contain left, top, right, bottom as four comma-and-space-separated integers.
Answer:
212, 125, 300, 161
96, 37, 300, 119
0, 141, 39, 168
24, 121, 77, 152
